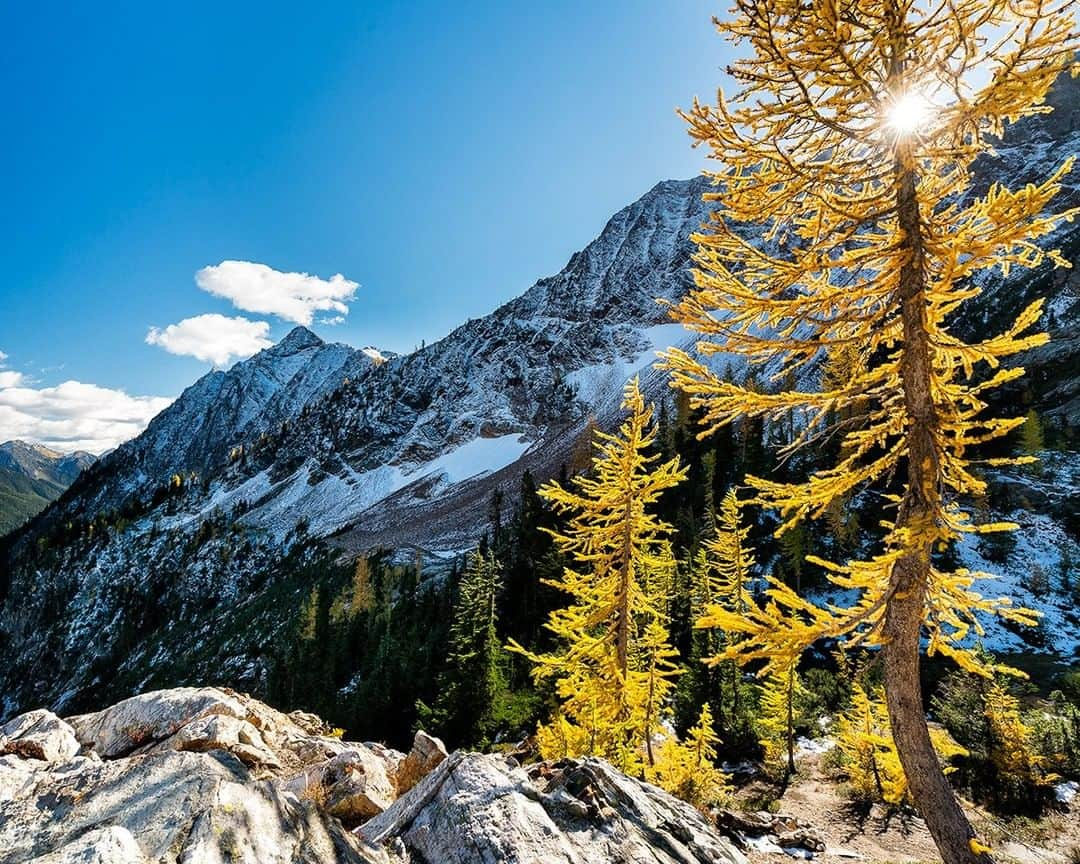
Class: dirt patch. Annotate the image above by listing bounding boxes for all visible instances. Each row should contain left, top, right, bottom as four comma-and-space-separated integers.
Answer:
731, 754, 1079, 864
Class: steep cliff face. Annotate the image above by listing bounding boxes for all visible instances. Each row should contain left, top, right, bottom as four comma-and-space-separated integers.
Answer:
0, 73, 1077, 719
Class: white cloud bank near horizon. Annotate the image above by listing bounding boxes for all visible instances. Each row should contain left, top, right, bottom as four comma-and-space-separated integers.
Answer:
0, 372, 173, 455
146, 313, 273, 367
195, 260, 359, 326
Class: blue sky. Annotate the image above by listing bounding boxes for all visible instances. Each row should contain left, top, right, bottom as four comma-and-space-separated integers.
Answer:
0, 1, 730, 451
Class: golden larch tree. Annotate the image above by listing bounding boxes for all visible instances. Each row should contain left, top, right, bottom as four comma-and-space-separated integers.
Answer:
703, 488, 756, 621
756, 662, 807, 779
836, 681, 968, 806
982, 680, 1056, 796
508, 377, 687, 775
696, 487, 757, 717
661, 4, 1076, 861
650, 702, 732, 808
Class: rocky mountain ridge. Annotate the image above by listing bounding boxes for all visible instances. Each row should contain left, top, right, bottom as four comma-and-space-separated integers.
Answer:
36, 175, 719, 553
13, 68, 1080, 555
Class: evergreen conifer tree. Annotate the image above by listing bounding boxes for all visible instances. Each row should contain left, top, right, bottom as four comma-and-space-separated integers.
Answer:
431, 549, 504, 746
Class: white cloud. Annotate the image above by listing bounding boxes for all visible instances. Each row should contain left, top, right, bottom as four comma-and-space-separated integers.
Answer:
195, 260, 359, 326
0, 378, 173, 454
146, 314, 273, 366
0, 371, 24, 388
0, 349, 8, 364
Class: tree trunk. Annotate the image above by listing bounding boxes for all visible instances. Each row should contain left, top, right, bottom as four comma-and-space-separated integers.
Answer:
786, 667, 796, 776
645, 658, 657, 767
883, 565, 983, 863
886, 84, 989, 861
616, 499, 634, 677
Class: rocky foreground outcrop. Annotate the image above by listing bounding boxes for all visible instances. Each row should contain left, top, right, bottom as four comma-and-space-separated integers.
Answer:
0, 687, 747, 864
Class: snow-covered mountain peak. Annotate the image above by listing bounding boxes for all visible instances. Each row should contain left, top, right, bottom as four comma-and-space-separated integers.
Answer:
21, 67, 1080, 549
266, 325, 324, 355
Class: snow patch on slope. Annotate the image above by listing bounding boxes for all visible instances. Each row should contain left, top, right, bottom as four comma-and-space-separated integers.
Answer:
954, 509, 1080, 658
567, 323, 692, 407
421, 433, 533, 484
242, 433, 534, 537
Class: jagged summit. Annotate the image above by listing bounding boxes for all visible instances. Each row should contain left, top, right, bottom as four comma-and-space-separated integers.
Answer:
269, 325, 324, 354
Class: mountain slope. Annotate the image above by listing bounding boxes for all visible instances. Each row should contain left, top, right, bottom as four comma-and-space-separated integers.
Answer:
0, 71, 1077, 718
64, 326, 377, 519
0, 442, 95, 535
23, 174, 720, 555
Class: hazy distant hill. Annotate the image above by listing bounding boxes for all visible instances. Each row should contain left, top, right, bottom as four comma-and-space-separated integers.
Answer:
0, 441, 96, 535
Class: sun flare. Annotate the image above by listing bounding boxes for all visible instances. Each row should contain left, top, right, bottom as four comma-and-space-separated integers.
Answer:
887, 91, 932, 134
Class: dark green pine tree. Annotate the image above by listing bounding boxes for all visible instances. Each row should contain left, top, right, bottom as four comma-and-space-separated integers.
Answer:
428, 549, 505, 747
502, 471, 561, 652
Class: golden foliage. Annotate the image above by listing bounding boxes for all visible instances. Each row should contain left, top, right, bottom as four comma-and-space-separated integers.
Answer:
661, 0, 1076, 678
982, 681, 1056, 787
508, 378, 688, 775
330, 556, 376, 624
701, 489, 756, 620
757, 662, 808, 777
648, 703, 732, 808
297, 587, 319, 643
836, 683, 967, 805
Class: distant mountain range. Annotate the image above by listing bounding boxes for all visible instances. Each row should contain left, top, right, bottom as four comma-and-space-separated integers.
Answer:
0, 71, 1077, 718
0, 441, 95, 535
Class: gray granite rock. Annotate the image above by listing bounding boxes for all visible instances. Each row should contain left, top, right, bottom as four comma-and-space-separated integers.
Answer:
395, 730, 447, 795
359, 753, 748, 864
0, 748, 374, 864
0, 710, 81, 763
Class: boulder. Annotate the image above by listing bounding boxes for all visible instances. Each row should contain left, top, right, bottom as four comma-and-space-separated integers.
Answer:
364, 740, 407, 786
0, 747, 375, 864
358, 753, 748, 864
777, 827, 827, 853
395, 730, 447, 795
0, 710, 80, 763
64, 686, 335, 774
715, 807, 775, 836
286, 747, 398, 824
66, 687, 256, 757
167, 712, 281, 768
